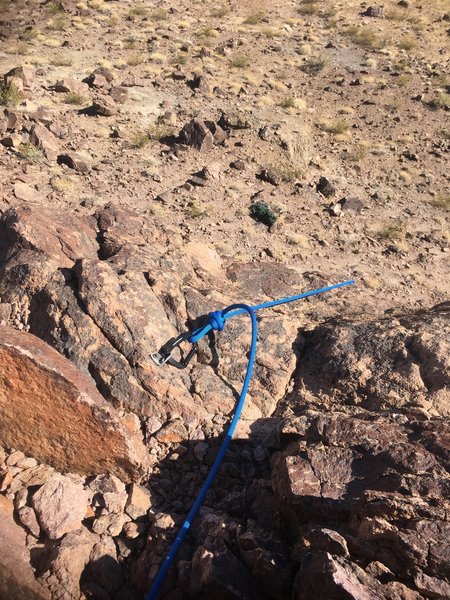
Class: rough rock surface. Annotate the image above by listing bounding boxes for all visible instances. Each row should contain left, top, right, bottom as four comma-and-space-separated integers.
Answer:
0, 326, 149, 481
272, 303, 450, 600
0, 203, 297, 423
32, 475, 90, 540
0, 495, 50, 600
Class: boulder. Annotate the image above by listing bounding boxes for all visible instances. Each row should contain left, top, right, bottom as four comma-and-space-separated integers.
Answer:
13, 181, 41, 203
0, 326, 149, 482
41, 529, 99, 600
55, 78, 89, 95
0, 495, 50, 600
32, 474, 90, 540
179, 118, 214, 152
54, 79, 89, 95
4, 66, 34, 88
29, 124, 59, 161
91, 94, 117, 116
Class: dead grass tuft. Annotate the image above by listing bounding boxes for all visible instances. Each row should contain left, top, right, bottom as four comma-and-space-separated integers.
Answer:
430, 195, 450, 210
0, 81, 23, 107
300, 55, 326, 75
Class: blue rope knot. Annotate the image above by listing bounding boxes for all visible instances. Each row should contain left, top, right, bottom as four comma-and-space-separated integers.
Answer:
208, 310, 225, 332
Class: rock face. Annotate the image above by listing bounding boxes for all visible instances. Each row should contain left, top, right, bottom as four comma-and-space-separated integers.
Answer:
0, 203, 298, 423
0, 495, 50, 600
0, 326, 149, 482
2, 199, 448, 599
272, 303, 450, 600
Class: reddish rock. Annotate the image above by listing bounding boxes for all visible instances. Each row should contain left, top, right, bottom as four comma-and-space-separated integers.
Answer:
414, 572, 450, 598
57, 151, 92, 173
4, 108, 22, 131
42, 529, 99, 600
84, 67, 114, 87
4, 65, 34, 88
125, 482, 152, 519
179, 118, 214, 152
32, 474, 90, 539
92, 94, 117, 116
29, 124, 59, 161
17, 506, 41, 537
54, 78, 89, 95
87, 537, 123, 594
272, 304, 450, 600
13, 181, 40, 203
154, 419, 188, 443
0, 327, 149, 482
109, 86, 128, 104
0, 495, 50, 599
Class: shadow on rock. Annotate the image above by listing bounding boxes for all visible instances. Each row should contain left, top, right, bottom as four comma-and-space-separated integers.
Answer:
130, 419, 292, 600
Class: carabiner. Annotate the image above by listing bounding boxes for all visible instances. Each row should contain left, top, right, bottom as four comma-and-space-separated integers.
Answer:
151, 332, 198, 369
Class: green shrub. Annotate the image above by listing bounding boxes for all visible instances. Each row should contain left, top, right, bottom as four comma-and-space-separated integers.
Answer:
250, 201, 277, 226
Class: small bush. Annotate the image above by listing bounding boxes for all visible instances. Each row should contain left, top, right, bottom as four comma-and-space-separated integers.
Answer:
123, 36, 138, 49
398, 36, 417, 51
187, 201, 208, 218
16, 42, 30, 55
171, 53, 188, 66
385, 8, 408, 21
21, 26, 39, 40
262, 27, 279, 38
47, 1, 63, 14
250, 201, 277, 227
430, 195, 450, 210
343, 146, 367, 162
319, 119, 349, 135
230, 54, 250, 68
300, 55, 326, 75
211, 6, 229, 17
150, 8, 167, 21
375, 221, 405, 241
148, 122, 175, 140
244, 11, 265, 24
343, 25, 383, 49
197, 27, 218, 39
298, 1, 320, 15
279, 96, 297, 108
47, 15, 66, 30
128, 4, 148, 17
51, 54, 73, 66
131, 131, 150, 148
0, 81, 23, 107
127, 54, 145, 66
65, 92, 87, 105
428, 92, 450, 110
18, 143, 45, 162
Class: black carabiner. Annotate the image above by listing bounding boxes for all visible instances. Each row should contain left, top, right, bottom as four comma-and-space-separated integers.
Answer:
151, 332, 198, 369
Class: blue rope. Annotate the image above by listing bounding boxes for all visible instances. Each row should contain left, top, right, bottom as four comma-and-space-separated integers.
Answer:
146, 279, 355, 599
